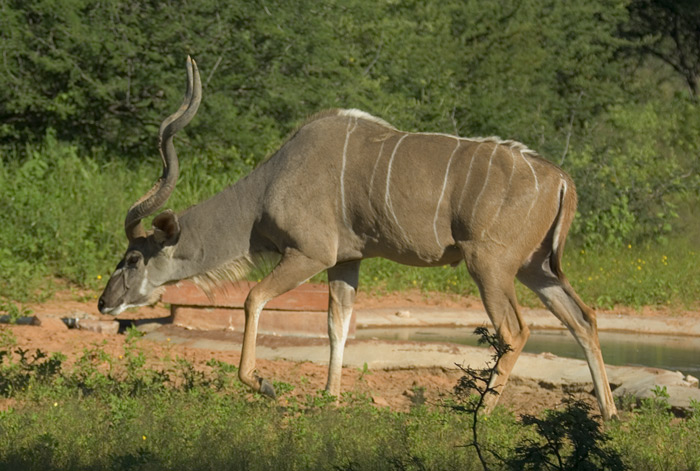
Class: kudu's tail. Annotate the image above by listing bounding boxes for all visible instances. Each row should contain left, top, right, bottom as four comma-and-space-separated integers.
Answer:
549, 177, 595, 318
550, 177, 576, 278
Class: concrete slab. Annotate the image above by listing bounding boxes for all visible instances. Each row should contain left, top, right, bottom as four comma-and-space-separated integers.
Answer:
171, 306, 355, 338
355, 306, 700, 337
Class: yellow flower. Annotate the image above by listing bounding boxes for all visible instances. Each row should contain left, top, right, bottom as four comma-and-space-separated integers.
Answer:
142, 435, 147, 441
97, 274, 102, 280
627, 244, 632, 249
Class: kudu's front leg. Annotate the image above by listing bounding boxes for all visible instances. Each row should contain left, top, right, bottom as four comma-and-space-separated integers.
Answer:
239, 250, 327, 397
326, 261, 361, 398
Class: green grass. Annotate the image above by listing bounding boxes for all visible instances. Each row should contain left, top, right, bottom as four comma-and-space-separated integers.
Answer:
561, 241, 700, 310
0, 333, 699, 470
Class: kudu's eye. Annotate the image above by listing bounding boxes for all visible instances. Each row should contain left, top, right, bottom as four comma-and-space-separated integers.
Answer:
126, 253, 141, 268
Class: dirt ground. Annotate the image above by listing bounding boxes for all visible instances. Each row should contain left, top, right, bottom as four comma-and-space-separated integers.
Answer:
4, 287, 698, 417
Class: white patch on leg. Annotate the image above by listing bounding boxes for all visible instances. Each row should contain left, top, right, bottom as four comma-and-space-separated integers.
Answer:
327, 299, 354, 394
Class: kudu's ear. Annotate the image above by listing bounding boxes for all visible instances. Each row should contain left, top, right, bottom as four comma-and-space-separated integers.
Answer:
152, 210, 181, 246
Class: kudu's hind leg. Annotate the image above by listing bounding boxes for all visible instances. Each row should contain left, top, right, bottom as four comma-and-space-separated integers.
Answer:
517, 255, 618, 420
325, 261, 361, 398
463, 249, 530, 412
240, 249, 328, 397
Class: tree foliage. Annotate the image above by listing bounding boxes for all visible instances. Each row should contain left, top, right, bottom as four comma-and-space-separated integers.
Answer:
0, 0, 630, 156
0, 0, 698, 246
624, 0, 700, 98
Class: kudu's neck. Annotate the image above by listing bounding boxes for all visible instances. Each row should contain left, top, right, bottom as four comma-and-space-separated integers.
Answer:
167, 167, 270, 282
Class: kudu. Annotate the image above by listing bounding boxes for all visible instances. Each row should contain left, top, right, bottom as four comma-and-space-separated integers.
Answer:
99, 57, 617, 420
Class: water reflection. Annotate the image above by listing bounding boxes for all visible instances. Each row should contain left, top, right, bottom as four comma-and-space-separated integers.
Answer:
357, 327, 700, 377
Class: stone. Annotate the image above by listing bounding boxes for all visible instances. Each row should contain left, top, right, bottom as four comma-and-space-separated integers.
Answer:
31, 314, 69, 330
372, 396, 390, 408
76, 319, 120, 335
613, 369, 700, 413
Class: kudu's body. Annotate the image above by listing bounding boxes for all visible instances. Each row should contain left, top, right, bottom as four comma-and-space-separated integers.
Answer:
99, 58, 617, 420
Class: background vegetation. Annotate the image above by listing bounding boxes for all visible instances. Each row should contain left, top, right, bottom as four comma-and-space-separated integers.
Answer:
1, 0, 698, 306
0, 330, 697, 470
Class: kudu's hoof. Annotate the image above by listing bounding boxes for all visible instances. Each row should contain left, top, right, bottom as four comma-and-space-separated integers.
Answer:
259, 378, 277, 399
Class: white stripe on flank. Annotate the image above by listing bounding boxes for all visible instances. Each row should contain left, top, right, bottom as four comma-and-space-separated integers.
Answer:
368, 140, 386, 203
470, 143, 500, 227
433, 138, 461, 247
519, 150, 540, 220
480, 147, 516, 239
456, 142, 485, 212
340, 117, 358, 229
385, 134, 410, 241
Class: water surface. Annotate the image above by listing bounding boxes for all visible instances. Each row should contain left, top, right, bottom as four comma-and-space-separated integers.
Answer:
357, 327, 700, 377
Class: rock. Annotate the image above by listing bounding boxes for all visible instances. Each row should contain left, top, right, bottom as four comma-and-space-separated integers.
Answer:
76, 319, 120, 335
395, 310, 411, 318
685, 374, 699, 388
133, 318, 171, 334
372, 396, 390, 408
613, 369, 700, 413
31, 314, 69, 330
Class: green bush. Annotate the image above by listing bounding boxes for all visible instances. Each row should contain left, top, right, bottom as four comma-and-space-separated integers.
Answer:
569, 99, 700, 246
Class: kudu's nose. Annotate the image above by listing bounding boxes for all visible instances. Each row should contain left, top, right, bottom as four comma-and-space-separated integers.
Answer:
97, 297, 106, 313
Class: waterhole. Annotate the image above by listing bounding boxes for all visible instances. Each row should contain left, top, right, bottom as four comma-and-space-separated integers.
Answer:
356, 327, 700, 377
